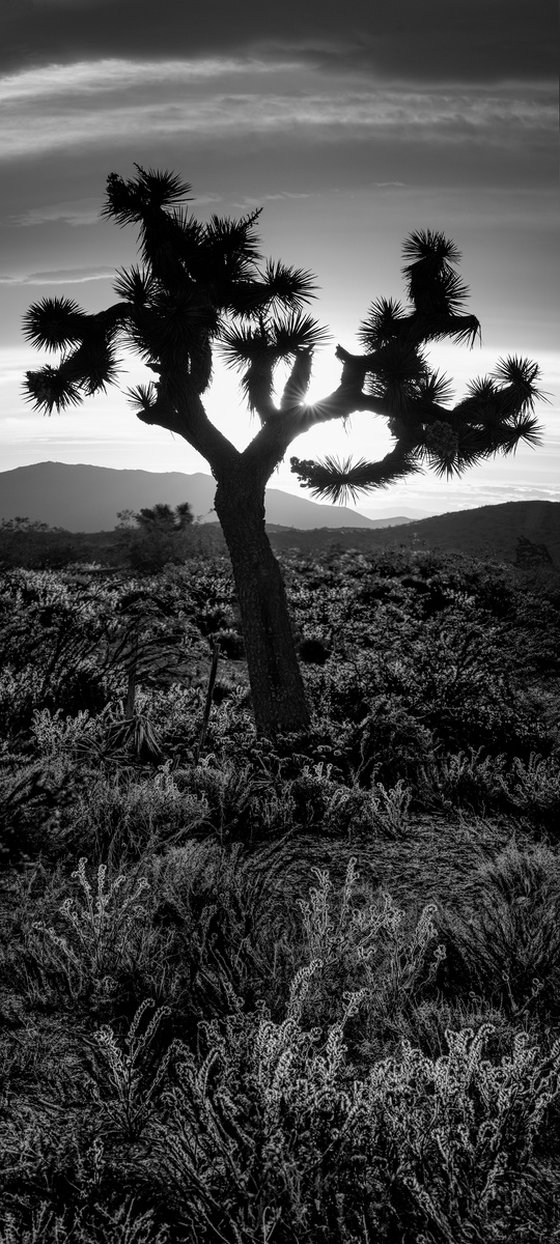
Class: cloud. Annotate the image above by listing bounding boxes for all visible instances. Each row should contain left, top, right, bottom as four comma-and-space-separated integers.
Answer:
1, 0, 556, 83
0, 55, 297, 104
16, 199, 102, 227
0, 58, 554, 163
0, 266, 115, 285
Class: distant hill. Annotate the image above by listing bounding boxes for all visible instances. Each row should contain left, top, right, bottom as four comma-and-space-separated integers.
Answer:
264, 500, 560, 566
0, 462, 411, 533
1, 465, 557, 567
361, 500, 560, 566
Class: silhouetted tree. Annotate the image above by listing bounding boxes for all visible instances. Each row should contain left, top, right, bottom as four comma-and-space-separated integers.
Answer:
134, 502, 194, 535
121, 501, 195, 571
0, 517, 51, 532
23, 168, 544, 735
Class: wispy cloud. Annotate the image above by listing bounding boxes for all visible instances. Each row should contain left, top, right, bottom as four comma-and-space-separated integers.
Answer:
16, 199, 103, 227
1, 0, 556, 84
0, 57, 554, 161
0, 56, 300, 103
0, 266, 115, 285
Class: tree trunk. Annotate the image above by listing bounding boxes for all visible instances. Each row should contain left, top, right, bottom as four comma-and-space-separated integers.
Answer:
213, 472, 310, 737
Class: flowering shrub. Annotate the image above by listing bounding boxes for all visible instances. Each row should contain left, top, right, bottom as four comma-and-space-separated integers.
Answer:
150, 988, 560, 1242
1, 549, 560, 1241
441, 843, 560, 1019
28, 857, 151, 1006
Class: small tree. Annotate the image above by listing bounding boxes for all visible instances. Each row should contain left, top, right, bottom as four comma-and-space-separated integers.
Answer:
134, 502, 194, 536
121, 501, 194, 571
23, 167, 544, 735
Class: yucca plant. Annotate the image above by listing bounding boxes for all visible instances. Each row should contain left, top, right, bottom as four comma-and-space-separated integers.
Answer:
24, 171, 545, 737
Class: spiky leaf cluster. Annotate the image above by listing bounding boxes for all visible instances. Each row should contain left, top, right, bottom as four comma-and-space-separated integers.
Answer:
291, 445, 420, 504
221, 313, 329, 412
294, 231, 543, 501
22, 296, 86, 353
22, 177, 544, 508
24, 166, 326, 420
101, 165, 192, 226
363, 341, 431, 414
357, 229, 480, 354
299, 348, 544, 501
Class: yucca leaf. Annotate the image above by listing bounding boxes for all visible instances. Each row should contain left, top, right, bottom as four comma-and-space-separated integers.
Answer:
220, 323, 270, 368
291, 446, 420, 502
492, 355, 545, 412
358, 297, 407, 348
441, 313, 481, 348
22, 297, 86, 352
126, 383, 158, 416
203, 209, 263, 271
261, 258, 318, 305
101, 173, 143, 227
133, 165, 192, 208
113, 266, 158, 305
24, 366, 83, 414
415, 369, 455, 407
364, 341, 430, 412
269, 311, 330, 356
102, 166, 192, 227
499, 413, 543, 454
68, 341, 121, 395
402, 229, 462, 266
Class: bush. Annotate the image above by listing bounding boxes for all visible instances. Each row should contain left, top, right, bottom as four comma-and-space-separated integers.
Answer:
147, 993, 560, 1242
440, 843, 560, 1019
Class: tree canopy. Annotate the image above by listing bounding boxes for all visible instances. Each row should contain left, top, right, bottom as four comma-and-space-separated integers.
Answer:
23, 166, 544, 508
22, 166, 546, 735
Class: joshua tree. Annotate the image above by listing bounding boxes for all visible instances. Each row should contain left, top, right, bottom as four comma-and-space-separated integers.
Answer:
23, 167, 544, 735
133, 502, 194, 535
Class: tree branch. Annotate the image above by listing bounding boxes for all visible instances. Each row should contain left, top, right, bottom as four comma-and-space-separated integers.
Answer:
134, 372, 241, 474
291, 440, 420, 502
280, 347, 313, 409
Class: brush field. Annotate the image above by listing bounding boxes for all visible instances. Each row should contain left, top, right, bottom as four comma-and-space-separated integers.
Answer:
1, 545, 560, 1243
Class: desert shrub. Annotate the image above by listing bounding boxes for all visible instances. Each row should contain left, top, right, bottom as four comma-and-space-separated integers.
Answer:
0, 756, 78, 863
30, 706, 115, 766
505, 751, 560, 828
88, 999, 176, 1142
0, 1202, 169, 1244
184, 758, 277, 841
145, 988, 560, 1243
0, 589, 105, 741
151, 841, 296, 1027
361, 778, 413, 837
126, 532, 189, 574
0, 666, 50, 741
0, 568, 200, 751
287, 762, 352, 831
292, 860, 446, 1048
285, 764, 414, 838
0, 1083, 169, 1242
417, 748, 511, 813
440, 843, 560, 1019
347, 699, 436, 787
134, 684, 201, 747
21, 858, 160, 1015
3, 549, 560, 1244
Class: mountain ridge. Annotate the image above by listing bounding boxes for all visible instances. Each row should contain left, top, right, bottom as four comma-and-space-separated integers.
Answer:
1, 464, 558, 565
350, 499, 560, 566
0, 462, 412, 532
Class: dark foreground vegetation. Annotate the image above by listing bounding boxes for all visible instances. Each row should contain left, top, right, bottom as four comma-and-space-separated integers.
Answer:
1, 543, 560, 1243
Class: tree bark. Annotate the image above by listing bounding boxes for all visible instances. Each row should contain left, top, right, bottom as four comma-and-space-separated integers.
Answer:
213, 471, 310, 736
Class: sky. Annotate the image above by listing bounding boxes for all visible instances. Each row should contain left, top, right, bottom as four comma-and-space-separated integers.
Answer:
0, 0, 558, 519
